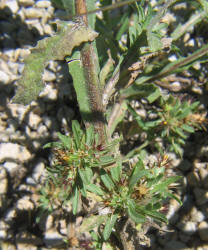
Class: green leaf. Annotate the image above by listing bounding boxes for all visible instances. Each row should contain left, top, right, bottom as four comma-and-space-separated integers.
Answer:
190, 101, 200, 110
78, 168, 92, 186
110, 163, 121, 183
199, 0, 208, 13
80, 182, 87, 197
181, 124, 195, 133
147, 87, 161, 103
57, 132, 71, 149
145, 210, 167, 223
154, 44, 208, 79
176, 107, 191, 119
72, 120, 82, 149
43, 141, 62, 149
67, 51, 93, 123
120, 83, 160, 100
147, 31, 162, 52
72, 186, 79, 215
79, 215, 107, 233
50, 0, 65, 9
173, 127, 187, 139
13, 23, 98, 105
100, 169, 115, 191
103, 214, 118, 240
129, 160, 148, 189
171, 11, 206, 41
166, 192, 182, 205
99, 51, 114, 87
145, 119, 162, 129
61, 0, 75, 15
116, 12, 130, 41
99, 155, 115, 165
86, 125, 94, 146
87, 184, 104, 196
128, 201, 146, 223
150, 176, 181, 194
172, 142, 183, 156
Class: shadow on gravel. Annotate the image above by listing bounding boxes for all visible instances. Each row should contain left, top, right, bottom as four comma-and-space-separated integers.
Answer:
0, 6, 81, 248
0, 6, 42, 49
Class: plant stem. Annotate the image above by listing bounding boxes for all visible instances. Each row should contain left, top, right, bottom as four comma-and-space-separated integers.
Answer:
75, 0, 106, 144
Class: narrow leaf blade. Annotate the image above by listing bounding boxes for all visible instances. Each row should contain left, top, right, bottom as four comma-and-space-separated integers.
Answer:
103, 214, 118, 240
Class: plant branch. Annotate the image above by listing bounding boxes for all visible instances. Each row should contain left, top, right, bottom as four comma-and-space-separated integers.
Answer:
75, 0, 106, 144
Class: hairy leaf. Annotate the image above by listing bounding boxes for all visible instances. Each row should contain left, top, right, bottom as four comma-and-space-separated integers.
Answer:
79, 215, 107, 233
103, 214, 118, 240
13, 22, 98, 105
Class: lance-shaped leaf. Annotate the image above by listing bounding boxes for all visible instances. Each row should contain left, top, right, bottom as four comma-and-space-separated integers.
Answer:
13, 22, 98, 105
79, 215, 107, 233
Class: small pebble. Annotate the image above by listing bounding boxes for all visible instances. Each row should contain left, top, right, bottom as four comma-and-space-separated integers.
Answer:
0, 70, 10, 84
5, 0, 19, 13
23, 7, 44, 19
0, 167, 8, 194
35, 0, 51, 8
18, 0, 35, 6
198, 221, 208, 241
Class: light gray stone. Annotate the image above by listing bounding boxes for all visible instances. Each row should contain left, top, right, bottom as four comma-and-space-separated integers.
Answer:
3, 162, 19, 172
23, 7, 44, 19
18, 0, 35, 6
198, 167, 208, 189
190, 207, 205, 223
39, 85, 58, 100
16, 244, 38, 250
0, 167, 8, 194
0, 70, 10, 84
5, 0, 19, 13
28, 112, 42, 130
26, 177, 36, 185
16, 196, 34, 210
43, 24, 53, 34
37, 124, 48, 136
0, 220, 9, 239
44, 230, 64, 248
45, 215, 54, 231
25, 19, 44, 35
198, 221, 208, 241
35, 0, 51, 8
7, 103, 28, 122
177, 221, 197, 235
59, 219, 67, 235
0, 143, 31, 162
32, 161, 45, 182
7, 61, 19, 75
43, 69, 56, 82
0, 242, 16, 250
5, 208, 17, 222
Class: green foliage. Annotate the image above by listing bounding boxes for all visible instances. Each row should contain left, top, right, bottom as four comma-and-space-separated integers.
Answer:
13, 22, 98, 104
128, 96, 202, 156
15, 0, 208, 248
41, 120, 120, 213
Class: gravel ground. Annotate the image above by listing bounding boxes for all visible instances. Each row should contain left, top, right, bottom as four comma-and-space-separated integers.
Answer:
0, 1, 208, 249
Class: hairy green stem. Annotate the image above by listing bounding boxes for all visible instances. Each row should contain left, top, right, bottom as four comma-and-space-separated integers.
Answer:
74, 0, 106, 144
